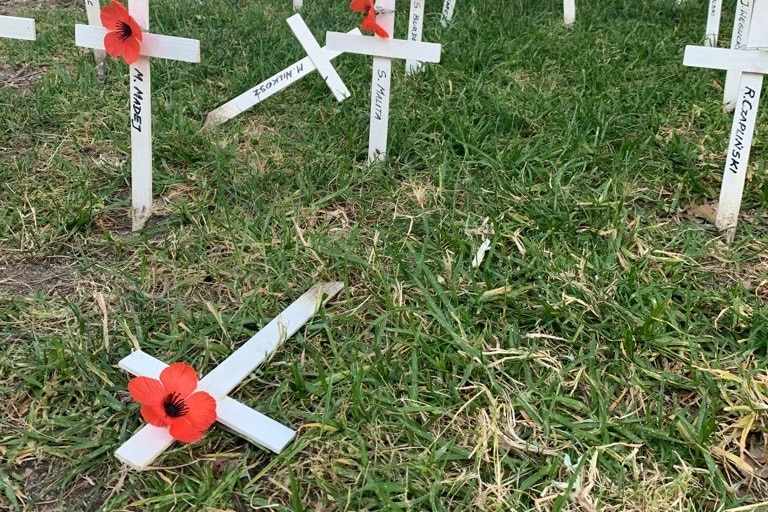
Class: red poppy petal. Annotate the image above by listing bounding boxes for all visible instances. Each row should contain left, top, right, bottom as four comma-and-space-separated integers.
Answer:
160, 363, 199, 398
103, 31, 125, 59
100, 0, 129, 30
350, 0, 372, 13
127, 376, 165, 405
139, 405, 168, 427
184, 391, 218, 430
169, 418, 205, 443
127, 18, 143, 41
122, 37, 141, 65
373, 24, 390, 38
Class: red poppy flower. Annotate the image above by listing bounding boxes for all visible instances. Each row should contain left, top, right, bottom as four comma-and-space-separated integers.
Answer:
127, 362, 217, 443
100, 0, 143, 65
350, 0, 390, 38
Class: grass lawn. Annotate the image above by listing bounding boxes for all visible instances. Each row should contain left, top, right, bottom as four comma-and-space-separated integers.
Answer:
2, 0, 768, 510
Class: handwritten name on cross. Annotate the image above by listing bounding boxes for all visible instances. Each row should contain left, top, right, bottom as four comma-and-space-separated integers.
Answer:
406, 0, 425, 74
0, 15, 36, 41
326, 0, 441, 163
75, 0, 200, 231
683, 0, 768, 243
705, 0, 723, 47
441, 0, 456, 27
115, 282, 344, 470
723, 0, 755, 111
205, 15, 357, 128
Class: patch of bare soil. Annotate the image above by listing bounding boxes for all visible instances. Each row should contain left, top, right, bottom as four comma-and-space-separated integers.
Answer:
0, 256, 78, 294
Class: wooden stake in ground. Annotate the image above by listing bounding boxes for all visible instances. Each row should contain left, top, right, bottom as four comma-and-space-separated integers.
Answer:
704, 0, 722, 46
564, 0, 575, 26
205, 15, 357, 128
441, 0, 455, 27
723, 0, 755, 111
326, 0, 441, 163
405, 0, 426, 74
683, 1, 768, 243
115, 282, 344, 470
84, 0, 107, 79
0, 15, 36, 41
75, 1, 200, 231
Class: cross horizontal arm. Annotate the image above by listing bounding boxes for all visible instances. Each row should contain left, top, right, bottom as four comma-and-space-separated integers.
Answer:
326, 32, 441, 63
0, 15, 36, 41
684, 45, 768, 74
75, 24, 200, 63
115, 351, 296, 470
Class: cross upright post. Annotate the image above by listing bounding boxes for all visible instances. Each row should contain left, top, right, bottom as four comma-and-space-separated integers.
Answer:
564, 0, 575, 26
704, 0, 722, 47
723, 0, 755, 111
83, 0, 107, 78
75, 1, 200, 231
683, 0, 768, 242
326, 1, 442, 163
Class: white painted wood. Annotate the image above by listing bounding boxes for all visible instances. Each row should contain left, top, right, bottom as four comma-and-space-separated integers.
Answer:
286, 14, 350, 102
682, 1, 768, 242
326, 32, 441, 62
369, 0, 395, 163
75, 1, 200, 231
84, 0, 107, 75
114, 282, 344, 470
564, 0, 576, 26
723, 0, 755, 111
294, 0, 303, 10
716, 73, 762, 241
205, 28, 360, 127
704, 0, 722, 47
405, 0, 426, 74
116, 351, 296, 468
75, 25, 201, 63
0, 15, 36, 41
684, 46, 768, 74
441, 0, 456, 27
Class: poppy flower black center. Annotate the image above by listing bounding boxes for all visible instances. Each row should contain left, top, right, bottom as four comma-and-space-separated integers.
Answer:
117, 20, 133, 40
163, 392, 189, 418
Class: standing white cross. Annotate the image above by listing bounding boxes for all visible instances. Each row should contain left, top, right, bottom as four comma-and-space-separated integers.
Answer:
564, 0, 575, 26
723, 0, 755, 111
326, 0, 441, 163
115, 282, 344, 470
74, 1, 200, 231
683, 0, 768, 243
441, 0, 456, 27
83, 0, 107, 78
405, 0, 426, 74
0, 15, 36, 41
704, 0, 723, 47
205, 14, 356, 128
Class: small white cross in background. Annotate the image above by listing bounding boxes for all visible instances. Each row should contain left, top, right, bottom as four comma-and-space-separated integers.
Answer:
683, 0, 768, 243
564, 0, 575, 26
406, 0, 426, 74
75, 0, 200, 231
326, 0, 442, 163
115, 282, 344, 470
441, 0, 456, 27
704, 0, 722, 47
83, 1, 107, 78
205, 14, 357, 128
0, 15, 36, 41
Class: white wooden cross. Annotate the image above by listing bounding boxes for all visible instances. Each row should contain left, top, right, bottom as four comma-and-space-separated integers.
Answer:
83, 0, 107, 78
74, 1, 200, 231
205, 14, 356, 128
405, 0, 426, 74
441, 0, 456, 27
683, 0, 768, 243
326, 0, 441, 163
115, 282, 344, 470
294, 0, 303, 10
704, 0, 722, 47
564, 0, 576, 26
0, 15, 36, 41
723, 0, 755, 111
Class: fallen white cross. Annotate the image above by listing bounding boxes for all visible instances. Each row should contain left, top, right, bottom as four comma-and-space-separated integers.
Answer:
205, 14, 357, 128
115, 281, 344, 470
683, 0, 768, 242
75, 0, 200, 231
326, 0, 441, 163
